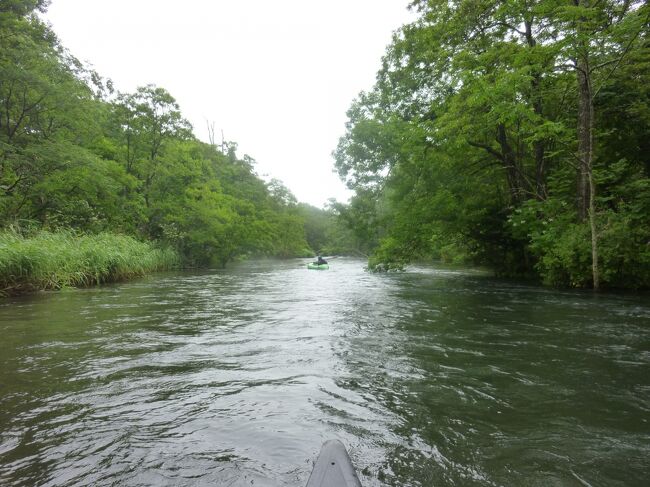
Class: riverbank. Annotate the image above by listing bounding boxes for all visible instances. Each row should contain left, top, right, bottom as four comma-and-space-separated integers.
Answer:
0, 231, 178, 296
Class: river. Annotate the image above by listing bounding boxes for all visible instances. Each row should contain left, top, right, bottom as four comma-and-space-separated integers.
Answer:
0, 258, 648, 486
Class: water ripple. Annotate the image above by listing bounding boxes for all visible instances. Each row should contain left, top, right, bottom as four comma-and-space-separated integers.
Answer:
1, 259, 649, 486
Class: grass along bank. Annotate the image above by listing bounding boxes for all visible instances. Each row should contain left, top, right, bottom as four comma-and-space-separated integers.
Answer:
0, 231, 178, 296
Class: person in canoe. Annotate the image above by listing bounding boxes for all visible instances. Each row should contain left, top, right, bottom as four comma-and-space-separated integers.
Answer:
314, 256, 328, 265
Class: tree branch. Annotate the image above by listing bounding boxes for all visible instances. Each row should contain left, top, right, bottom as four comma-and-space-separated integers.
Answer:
496, 21, 526, 36
554, 61, 582, 74
467, 140, 504, 161
592, 10, 649, 99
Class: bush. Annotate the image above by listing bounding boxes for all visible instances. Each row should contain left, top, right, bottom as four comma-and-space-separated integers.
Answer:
512, 198, 650, 289
367, 237, 407, 272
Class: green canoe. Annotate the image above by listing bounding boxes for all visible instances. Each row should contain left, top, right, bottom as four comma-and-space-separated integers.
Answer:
307, 263, 329, 270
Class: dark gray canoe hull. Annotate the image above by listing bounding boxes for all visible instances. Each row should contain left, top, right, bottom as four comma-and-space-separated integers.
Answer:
306, 440, 362, 487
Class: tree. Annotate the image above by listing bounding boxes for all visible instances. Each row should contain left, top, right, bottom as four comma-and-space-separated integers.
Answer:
0, 10, 105, 225
0, 0, 49, 16
553, 0, 649, 289
109, 85, 192, 235
111, 85, 192, 197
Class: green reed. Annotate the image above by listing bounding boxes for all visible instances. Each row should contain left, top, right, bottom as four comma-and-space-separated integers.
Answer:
0, 230, 179, 296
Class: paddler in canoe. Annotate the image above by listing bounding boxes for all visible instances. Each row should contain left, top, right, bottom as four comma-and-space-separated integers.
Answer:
307, 255, 330, 269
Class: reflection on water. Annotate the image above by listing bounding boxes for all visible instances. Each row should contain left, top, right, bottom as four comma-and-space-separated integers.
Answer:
0, 258, 648, 486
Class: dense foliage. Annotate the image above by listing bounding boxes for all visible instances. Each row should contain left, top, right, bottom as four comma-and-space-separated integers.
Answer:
335, 0, 649, 289
0, 1, 351, 277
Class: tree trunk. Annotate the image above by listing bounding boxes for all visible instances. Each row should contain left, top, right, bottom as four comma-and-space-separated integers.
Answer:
534, 139, 546, 199
525, 19, 547, 200
588, 169, 599, 290
576, 60, 591, 221
576, 40, 600, 290
496, 124, 524, 204
531, 75, 546, 199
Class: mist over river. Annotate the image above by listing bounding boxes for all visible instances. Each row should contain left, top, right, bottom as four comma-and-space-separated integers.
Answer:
1, 258, 648, 486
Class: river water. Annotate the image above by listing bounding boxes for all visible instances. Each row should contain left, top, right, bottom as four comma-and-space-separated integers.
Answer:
0, 258, 648, 486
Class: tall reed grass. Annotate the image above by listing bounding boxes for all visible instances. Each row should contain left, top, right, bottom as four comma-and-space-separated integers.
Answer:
0, 230, 179, 296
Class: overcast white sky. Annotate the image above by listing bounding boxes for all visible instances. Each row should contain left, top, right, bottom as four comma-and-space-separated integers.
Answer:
44, 0, 413, 208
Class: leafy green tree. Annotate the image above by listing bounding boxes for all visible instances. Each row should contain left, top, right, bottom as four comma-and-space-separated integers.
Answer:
0, 0, 49, 17
110, 85, 192, 213
550, 0, 649, 288
0, 10, 106, 225
162, 181, 238, 267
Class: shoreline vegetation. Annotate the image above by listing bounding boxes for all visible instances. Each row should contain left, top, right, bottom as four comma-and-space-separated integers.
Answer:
2, 2, 648, 292
0, 231, 178, 297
